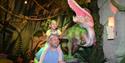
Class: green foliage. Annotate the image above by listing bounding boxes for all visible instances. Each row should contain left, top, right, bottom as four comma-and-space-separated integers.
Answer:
111, 0, 125, 11
33, 30, 43, 37
0, 22, 18, 54
121, 56, 125, 63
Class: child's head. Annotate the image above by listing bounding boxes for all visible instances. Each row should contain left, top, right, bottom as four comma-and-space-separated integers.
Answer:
49, 20, 58, 30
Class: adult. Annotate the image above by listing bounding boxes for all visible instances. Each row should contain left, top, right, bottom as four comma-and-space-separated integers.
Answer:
35, 35, 64, 63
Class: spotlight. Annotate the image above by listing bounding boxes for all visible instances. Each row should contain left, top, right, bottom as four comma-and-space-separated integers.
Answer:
24, 1, 27, 4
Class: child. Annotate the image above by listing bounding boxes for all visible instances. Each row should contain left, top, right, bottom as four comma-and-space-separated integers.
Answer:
46, 20, 61, 39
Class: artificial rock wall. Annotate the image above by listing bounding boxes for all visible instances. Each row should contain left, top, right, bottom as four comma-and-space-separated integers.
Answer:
98, 0, 125, 63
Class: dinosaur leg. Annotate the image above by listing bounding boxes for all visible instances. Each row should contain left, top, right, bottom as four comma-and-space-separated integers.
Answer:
67, 39, 74, 59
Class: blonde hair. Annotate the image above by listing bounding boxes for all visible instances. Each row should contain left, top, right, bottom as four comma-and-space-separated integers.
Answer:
51, 20, 57, 24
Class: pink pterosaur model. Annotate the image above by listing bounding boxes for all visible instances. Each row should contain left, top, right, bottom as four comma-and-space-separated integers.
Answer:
68, 0, 96, 47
